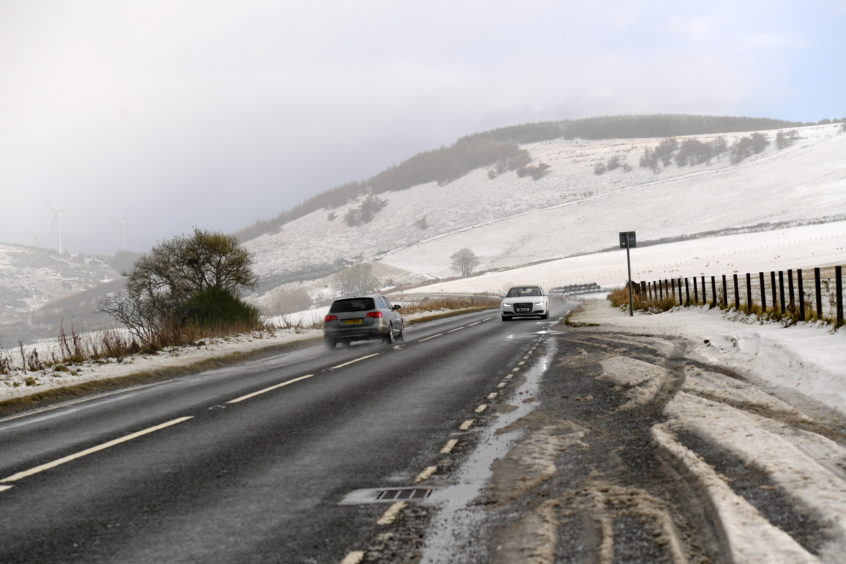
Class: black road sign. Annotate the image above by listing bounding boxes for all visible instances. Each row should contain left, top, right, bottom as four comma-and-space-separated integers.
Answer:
619, 231, 636, 249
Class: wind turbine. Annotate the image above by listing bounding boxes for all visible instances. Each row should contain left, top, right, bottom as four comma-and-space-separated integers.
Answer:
28, 231, 40, 248
47, 200, 71, 254
111, 213, 128, 251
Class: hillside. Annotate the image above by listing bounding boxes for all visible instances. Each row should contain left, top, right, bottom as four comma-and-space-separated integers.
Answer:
244, 122, 845, 308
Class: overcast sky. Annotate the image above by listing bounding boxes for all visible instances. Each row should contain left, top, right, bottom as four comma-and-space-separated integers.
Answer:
2, 0, 844, 255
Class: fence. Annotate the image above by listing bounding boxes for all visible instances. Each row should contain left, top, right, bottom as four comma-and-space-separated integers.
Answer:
635, 265, 845, 327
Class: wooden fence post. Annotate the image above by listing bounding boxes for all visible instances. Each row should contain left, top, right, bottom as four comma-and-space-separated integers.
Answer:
733, 274, 740, 309
771, 271, 778, 314
678, 278, 684, 304
746, 273, 752, 312
788, 269, 795, 310
759, 272, 767, 311
722, 274, 727, 308
837, 266, 843, 327
685, 278, 690, 305
815, 267, 822, 319
778, 271, 786, 314
711, 276, 717, 307
693, 277, 699, 304
797, 269, 805, 321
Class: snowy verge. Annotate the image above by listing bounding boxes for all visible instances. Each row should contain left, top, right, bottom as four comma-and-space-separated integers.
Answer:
568, 299, 846, 419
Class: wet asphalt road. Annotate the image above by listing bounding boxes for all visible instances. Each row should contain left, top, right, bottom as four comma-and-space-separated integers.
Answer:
0, 300, 572, 563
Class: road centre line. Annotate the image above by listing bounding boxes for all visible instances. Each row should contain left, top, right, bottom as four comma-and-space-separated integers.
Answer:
512, 367, 520, 372
468, 321, 481, 326
329, 353, 381, 370
459, 419, 475, 430
417, 333, 444, 342
414, 466, 437, 483
475, 404, 487, 414
487, 393, 498, 400
377, 502, 407, 526
440, 439, 459, 454
518, 361, 526, 366
446, 327, 464, 333
341, 551, 365, 564
226, 374, 314, 404
482, 316, 493, 321
0, 416, 193, 484
0, 485, 13, 493
497, 382, 507, 388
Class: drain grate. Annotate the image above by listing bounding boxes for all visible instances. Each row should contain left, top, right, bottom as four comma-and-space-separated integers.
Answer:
376, 488, 432, 501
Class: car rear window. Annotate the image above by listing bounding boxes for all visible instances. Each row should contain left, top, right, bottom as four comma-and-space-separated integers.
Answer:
330, 298, 376, 313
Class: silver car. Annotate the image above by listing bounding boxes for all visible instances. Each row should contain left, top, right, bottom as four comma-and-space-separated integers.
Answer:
323, 295, 404, 348
501, 285, 549, 321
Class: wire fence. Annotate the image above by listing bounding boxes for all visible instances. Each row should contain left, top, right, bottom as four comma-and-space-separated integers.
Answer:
636, 265, 844, 327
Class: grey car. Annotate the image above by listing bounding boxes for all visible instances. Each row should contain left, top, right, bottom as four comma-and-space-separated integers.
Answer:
323, 295, 404, 349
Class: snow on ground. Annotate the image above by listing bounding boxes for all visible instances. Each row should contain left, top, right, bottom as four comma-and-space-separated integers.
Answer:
407, 220, 846, 297
570, 298, 846, 417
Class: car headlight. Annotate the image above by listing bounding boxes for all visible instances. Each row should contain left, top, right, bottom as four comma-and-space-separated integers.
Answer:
534, 300, 545, 306
502, 303, 512, 309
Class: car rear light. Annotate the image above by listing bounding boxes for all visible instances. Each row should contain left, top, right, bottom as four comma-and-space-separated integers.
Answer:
324, 315, 337, 322
366, 311, 382, 318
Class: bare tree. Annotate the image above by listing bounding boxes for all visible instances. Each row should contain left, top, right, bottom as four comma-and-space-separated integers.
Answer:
450, 248, 479, 277
332, 263, 380, 296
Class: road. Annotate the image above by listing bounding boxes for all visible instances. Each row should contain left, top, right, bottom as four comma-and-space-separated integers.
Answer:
0, 301, 572, 563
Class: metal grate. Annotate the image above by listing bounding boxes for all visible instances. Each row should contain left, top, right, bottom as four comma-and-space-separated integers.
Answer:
376, 488, 432, 501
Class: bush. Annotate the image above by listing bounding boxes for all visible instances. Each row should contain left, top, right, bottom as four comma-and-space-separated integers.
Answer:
176, 287, 261, 331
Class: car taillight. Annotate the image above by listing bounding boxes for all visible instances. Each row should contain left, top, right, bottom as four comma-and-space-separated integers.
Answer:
366, 311, 382, 318
324, 315, 337, 322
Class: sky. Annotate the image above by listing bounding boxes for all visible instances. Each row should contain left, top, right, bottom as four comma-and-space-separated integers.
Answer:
1, 0, 844, 256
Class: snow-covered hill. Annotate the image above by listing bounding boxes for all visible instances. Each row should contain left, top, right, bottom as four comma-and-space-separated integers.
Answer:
245, 123, 846, 305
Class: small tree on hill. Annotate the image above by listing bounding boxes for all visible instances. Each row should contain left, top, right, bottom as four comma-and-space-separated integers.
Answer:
450, 248, 479, 277
333, 263, 380, 296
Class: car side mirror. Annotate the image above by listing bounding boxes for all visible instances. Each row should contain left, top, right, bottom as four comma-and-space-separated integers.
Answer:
393, 304, 402, 310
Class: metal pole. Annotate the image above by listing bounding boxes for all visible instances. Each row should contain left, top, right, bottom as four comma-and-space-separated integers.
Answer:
626, 244, 633, 317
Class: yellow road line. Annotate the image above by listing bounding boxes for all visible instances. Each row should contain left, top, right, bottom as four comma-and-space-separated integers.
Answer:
440, 439, 459, 454
418, 333, 444, 342
376, 501, 407, 526
459, 419, 475, 430
475, 404, 487, 414
226, 374, 313, 404
0, 416, 193, 483
340, 551, 365, 564
329, 353, 380, 370
414, 465, 437, 483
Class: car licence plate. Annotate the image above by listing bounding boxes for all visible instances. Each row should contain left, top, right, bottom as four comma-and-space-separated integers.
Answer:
515, 307, 531, 312
342, 319, 363, 325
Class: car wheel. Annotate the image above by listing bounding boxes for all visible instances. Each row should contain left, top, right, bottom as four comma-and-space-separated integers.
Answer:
384, 323, 396, 344
324, 337, 337, 350
501, 315, 510, 321
541, 313, 549, 319
396, 327, 405, 342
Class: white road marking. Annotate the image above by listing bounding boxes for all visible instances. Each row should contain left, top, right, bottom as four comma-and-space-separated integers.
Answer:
482, 317, 493, 321
446, 327, 464, 333
518, 361, 526, 366
418, 333, 444, 342
341, 551, 365, 564
377, 501, 407, 526
512, 367, 520, 372
505, 374, 513, 380
329, 353, 380, 370
0, 485, 13, 493
468, 321, 481, 327
226, 374, 314, 404
392, 344, 405, 350
459, 419, 475, 430
487, 393, 498, 400
414, 466, 437, 483
475, 404, 488, 414
497, 382, 507, 388
440, 439, 459, 454
0, 416, 193, 483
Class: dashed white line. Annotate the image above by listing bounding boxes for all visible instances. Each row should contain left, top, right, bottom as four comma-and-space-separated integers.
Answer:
0, 485, 13, 493
497, 382, 507, 388
482, 317, 493, 321
377, 502, 407, 526
505, 374, 513, 380
414, 465, 437, 483
329, 353, 380, 370
459, 419, 475, 431
518, 361, 526, 366
440, 439, 459, 454
341, 551, 366, 564
512, 367, 520, 372
475, 404, 488, 414
487, 392, 498, 400
468, 321, 481, 327
226, 374, 313, 404
446, 327, 465, 333
0, 416, 193, 483
418, 333, 444, 342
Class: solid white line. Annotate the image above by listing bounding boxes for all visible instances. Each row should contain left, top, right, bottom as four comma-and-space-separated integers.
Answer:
459, 419, 475, 431
414, 465, 437, 483
329, 353, 380, 370
0, 485, 13, 493
376, 501, 407, 526
417, 333, 444, 342
0, 416, 193, 483
340, 551, 365, 564
226, 374, 314, 404
475, 404, 488, 414
440, 439, 459, 454
446, 327, 464, 333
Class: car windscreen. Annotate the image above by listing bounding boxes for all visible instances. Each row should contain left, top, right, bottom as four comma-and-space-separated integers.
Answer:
506, 287, 541, 297
330, 298, 376, 313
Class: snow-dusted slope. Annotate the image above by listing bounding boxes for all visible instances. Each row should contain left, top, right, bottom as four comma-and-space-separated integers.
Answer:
245, 123, 845, 294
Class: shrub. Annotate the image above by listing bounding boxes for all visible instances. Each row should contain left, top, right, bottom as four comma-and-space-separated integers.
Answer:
176, 287, 261, 331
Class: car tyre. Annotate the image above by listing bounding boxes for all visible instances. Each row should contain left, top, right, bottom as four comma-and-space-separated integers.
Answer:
384, 324, 396, 344
396, 327, 405, 342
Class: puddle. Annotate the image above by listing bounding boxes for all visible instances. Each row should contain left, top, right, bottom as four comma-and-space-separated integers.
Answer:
420, 336, 557, 563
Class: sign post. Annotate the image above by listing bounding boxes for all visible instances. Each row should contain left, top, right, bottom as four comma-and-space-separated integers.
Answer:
619, 231, 637, 317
